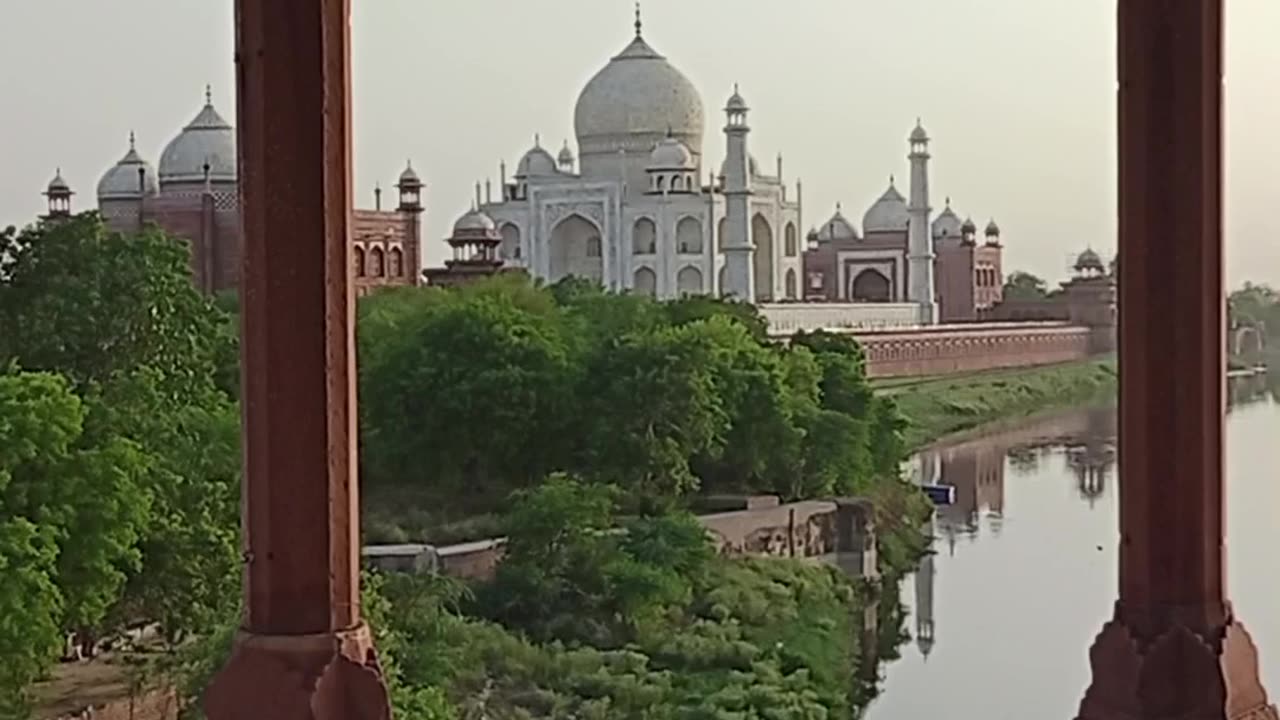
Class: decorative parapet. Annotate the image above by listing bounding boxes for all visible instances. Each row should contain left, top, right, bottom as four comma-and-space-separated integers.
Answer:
761, 302, 927, 336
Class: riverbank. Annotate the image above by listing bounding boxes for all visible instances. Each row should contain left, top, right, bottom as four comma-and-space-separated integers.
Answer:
881, 357, 1118, 451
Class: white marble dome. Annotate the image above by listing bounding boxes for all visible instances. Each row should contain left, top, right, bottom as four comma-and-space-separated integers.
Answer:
453, 209, 497, 233
574, 32, 704, 160
516, 145, 558, 177
98, 136, 159, 201
159, 92, 236, 186
450, 209, 502, 244
649, 136, 694, 169
863, 181, 909, 233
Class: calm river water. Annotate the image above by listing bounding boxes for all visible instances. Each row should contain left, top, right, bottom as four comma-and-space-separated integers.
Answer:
866, 376, 1280, 718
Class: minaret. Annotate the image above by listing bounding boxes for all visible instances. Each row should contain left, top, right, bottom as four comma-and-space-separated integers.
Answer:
908, 119, 937, 323
43, 169, 74, 220
721, 84, 755, 301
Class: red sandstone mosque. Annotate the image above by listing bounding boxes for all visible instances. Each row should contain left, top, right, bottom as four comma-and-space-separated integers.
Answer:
53, 87, 423, 296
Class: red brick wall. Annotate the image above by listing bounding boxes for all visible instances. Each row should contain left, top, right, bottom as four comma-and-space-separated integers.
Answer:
854, 323, 1096, 379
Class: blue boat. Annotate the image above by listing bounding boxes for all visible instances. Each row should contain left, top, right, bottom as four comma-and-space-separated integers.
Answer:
922, 483, 956, 506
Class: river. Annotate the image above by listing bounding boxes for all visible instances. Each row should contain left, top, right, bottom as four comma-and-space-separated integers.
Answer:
865, 375, 1280, 717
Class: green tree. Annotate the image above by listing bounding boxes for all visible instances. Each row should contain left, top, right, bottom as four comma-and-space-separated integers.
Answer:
690, 318, 803, 498
664, 294, 769, 341
91, 369, 241, 642
359, 286, 575, 511
1002, 270, 1051, 301
577, 322, 728, 503
0, 213, 241, 646
0, 370, 151, 714
0, 215, 229, 398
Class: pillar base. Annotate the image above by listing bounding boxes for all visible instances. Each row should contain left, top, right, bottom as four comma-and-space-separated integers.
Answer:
203, 622, 392, 720
1077, 608, 1276, 720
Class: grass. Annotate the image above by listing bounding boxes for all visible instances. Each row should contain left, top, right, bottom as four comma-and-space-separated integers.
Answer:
886, 357, 1118, 450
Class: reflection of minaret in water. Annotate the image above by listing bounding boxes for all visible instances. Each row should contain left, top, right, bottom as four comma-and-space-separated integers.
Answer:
915, 517, 936, 659
1069, 407, 1116, 508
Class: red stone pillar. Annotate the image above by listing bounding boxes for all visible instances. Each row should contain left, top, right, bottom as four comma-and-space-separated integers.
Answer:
203, 1, 391, 718
1077, 1, 1274, 718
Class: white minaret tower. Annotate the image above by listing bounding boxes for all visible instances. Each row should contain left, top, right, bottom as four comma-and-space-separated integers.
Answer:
721, 85, 755, 301
908, 119, 937, 323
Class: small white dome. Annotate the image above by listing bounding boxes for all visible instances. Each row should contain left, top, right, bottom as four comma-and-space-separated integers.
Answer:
516, 145, 558, 177
649, 136, 694, 169
453, 209, 497, 233
573, 27, 704, 161
932, 200, 962, 238
817, 207, 859, 242
98, 135, 159, 201
557, 141, 575, 165
159, 89, 235, 186
910, 120, 929, 143
862, 181, 909, 233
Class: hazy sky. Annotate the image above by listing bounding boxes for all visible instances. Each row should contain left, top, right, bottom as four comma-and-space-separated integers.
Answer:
3, 1, 1277, 286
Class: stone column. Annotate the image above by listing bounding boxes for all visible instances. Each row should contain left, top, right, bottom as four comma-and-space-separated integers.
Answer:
1076, 1, 1274, 718
203, 1, 391, 718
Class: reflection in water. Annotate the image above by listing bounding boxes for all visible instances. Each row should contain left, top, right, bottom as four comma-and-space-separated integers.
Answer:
864, 377, 1277, 717
914, 523, 935, 660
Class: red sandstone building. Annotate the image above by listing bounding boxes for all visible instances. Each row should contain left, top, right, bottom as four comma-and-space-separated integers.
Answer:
801, 197, 1006, 323
84, 88, 422, 296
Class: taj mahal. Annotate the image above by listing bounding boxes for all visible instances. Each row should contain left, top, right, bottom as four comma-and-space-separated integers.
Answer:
452, 8, 1007, 324
42, 7, 1011, 326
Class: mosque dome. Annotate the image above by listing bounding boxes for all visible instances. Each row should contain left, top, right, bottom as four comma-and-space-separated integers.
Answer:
817, 206, 860, 242
516, 144, 558, 177
98, 134, 159, 201
932, 200, 962, 238
863, 181, 909, 233
649, 136, 694, 169
961, 217, 978, 235
1075, 248, 1104, 272
985, 218, 1001, 237
159, 88, 236, 186
910, 120, 929, 143
573, 20, 705, 160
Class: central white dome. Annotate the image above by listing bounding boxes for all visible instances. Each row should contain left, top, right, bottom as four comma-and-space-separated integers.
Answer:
573, 32, 705, 163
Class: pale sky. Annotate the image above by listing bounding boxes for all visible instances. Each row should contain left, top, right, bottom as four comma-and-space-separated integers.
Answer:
3, 1, 1277, 287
